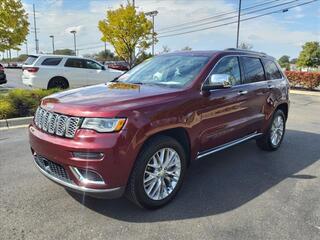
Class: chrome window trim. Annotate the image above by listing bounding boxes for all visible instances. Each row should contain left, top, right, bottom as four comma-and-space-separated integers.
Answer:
201, 54, 284, 92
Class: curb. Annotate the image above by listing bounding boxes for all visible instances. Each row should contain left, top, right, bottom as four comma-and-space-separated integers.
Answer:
0, 116, 33, 130
290, 89, 320, 97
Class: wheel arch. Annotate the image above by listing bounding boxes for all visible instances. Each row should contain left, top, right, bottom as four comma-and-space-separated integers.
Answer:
47, 76, 69, 89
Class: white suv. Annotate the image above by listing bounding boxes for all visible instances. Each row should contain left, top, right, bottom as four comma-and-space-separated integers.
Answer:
22, 55, 123, 89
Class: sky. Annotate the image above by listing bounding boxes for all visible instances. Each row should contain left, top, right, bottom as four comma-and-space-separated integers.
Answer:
20, 0, 320, 59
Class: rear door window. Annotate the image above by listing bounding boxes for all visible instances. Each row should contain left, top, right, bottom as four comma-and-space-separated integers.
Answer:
241, 57, 265, 83
64, 58, 85, 68
24, 56, 38, 65
41, 58, 62, 66
263, 59, 282, 80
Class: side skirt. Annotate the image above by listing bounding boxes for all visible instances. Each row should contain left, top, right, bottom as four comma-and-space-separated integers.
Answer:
196, 132, 263, 159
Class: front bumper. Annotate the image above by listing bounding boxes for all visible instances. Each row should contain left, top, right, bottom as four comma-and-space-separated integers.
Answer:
29, 123, 138, 199
33, 153, 125, 198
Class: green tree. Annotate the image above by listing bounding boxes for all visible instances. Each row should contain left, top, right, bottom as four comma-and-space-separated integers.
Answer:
0, 0, 29, 52
278, 55, 290, 70
53, 49, 75, 55
297, 41, 320, 68
238, 42, 253, 50
135, 51, 153, 65
181, 46, 192, 51
98, 4, 154, 68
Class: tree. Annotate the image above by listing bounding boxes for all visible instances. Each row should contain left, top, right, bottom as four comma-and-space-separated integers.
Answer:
98, 4, 154, 68
84, 50, 116, 62
238, 42, 253, 50
278, 55, 290, 70
161, 45, 170, 53
0, 0, 29, 52
53, 49, 75, 55
296, 41, 320, 68
181, 46, 192, 51
135, 51, 153, 65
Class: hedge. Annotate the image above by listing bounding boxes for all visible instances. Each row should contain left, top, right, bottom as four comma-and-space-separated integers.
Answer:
285, 71, 320, 90
0, 88, 60, 119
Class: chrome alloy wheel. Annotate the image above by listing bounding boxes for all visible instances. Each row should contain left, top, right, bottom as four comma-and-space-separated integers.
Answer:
270, 115, 284, 146
143, 148, 181, 201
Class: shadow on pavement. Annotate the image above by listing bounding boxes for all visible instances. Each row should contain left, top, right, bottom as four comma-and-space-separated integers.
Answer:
68, 129, 320, 222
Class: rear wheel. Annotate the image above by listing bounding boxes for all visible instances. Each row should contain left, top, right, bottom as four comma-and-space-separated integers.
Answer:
256, 109, 286, 151
126, 135, 186, 209
47, 77, 69, 89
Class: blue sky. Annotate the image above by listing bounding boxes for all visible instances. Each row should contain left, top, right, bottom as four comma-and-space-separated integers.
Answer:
21, 0, 320, 59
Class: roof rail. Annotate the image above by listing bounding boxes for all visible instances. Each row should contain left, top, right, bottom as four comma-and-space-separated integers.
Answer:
224, 48, 267, 56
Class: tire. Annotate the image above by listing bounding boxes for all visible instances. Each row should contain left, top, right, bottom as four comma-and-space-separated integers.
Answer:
126, 135, 187, 209
256, 109, 286, 151
47, 77, 69, 89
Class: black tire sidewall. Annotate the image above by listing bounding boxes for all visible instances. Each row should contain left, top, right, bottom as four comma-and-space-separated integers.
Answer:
133, 136, 187, 209
266, 110, 286, 150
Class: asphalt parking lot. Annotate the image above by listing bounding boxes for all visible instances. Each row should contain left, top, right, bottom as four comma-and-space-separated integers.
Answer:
0, 93, 319, 240
0, 68, 29, 89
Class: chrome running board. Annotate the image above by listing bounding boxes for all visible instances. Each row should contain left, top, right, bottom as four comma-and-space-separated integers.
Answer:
196, 132, 263, 159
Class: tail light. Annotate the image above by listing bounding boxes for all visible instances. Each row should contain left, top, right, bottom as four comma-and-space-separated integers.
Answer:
23, 67, 39, 73
0, 66, 4, 71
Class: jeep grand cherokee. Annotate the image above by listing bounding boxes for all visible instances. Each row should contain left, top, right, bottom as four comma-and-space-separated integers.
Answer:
29, 49, 289, 209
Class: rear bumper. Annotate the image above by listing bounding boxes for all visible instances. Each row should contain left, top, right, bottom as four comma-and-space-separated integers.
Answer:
33, 155, 125, 198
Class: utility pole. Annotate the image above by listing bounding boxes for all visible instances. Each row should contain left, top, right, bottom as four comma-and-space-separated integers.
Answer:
145, 11, 158, 55
70, 30, 77, 56
33, 4, 39, 53
132, 0, 135, 7
236, 0, 242, 48
49, 35, 55, 54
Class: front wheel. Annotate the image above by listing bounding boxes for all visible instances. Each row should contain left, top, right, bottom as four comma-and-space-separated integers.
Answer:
256, 109, 286, 151
126, 136, 187, 209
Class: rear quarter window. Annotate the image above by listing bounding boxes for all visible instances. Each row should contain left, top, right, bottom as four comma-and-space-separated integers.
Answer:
263, 59, 282, 80
41, 58, 62, 66
24, 56, 38, 65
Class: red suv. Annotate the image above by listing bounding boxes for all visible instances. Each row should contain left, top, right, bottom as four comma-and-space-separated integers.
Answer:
29, 49, 289, 209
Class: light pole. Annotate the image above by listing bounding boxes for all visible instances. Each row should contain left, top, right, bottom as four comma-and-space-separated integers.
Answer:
70, 30, 77, 56
145, 10, 158, 55
236, 0, 242, 48
49, 35, 55, 54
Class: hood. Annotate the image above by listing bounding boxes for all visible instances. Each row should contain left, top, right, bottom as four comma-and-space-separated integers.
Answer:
41, 82, 181, 117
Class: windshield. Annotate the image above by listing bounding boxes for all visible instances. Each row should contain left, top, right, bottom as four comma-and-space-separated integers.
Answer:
116, 55, 210, 88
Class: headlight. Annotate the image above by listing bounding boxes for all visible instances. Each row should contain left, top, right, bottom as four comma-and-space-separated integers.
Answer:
81, 118, 126, 133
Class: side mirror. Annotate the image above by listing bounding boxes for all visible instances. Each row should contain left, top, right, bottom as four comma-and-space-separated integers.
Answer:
203, 74, 232, 91
101, 65, 106, 70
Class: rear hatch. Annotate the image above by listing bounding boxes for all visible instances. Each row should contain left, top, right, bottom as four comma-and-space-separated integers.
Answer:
22, 55, 40, 76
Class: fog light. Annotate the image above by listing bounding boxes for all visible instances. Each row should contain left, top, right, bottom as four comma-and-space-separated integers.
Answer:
72, 152, 104, 160
70, 167, 105, 185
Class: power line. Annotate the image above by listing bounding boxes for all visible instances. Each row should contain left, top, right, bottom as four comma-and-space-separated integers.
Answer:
158, 0, 318, 38
158, 0, 301, 34
157, 0, 281, 32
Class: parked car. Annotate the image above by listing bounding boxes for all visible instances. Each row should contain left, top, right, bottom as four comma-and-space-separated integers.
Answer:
0, 63, 7, 84
106, 61, 129, 71
22, 55, 123, 89
29, 49, 289, 209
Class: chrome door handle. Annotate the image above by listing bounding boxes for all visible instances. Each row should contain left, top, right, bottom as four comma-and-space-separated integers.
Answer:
268, 85, 274, 89
238, 90, 248, 95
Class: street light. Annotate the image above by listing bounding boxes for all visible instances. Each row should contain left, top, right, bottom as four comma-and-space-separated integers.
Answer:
145, 10, 158, 55
49, 35, 55, 54
70, 30, 77, 56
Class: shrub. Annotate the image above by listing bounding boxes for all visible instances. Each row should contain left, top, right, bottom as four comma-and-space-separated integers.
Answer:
0, 88, 60, 119
0, 99, 14, 119
285, 71, 320, 90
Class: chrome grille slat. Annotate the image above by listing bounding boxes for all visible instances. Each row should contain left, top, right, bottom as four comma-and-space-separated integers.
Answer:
33, 107, 80, 138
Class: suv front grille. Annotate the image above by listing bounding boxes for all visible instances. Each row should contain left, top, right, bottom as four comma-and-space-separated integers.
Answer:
34, 107, 81, 138
34, 155, 71, 183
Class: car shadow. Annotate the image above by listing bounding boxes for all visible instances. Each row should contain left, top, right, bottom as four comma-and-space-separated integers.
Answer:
67, 129, 320, 222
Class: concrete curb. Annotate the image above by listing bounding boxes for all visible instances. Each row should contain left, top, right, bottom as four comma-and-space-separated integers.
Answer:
0, 116, 33, 129
290, 89, 320, 97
